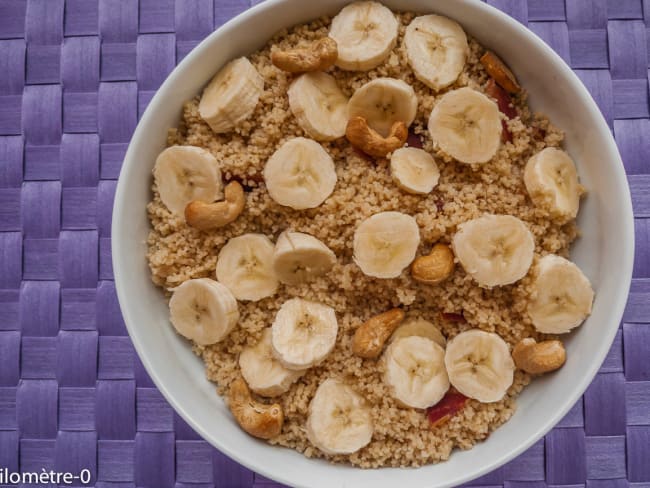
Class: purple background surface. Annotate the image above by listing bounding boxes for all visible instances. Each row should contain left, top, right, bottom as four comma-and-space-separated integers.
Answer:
0, 0, 649, 486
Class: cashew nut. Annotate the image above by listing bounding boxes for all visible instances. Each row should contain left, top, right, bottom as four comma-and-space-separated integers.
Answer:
184, 181, 245, 230
352, 308, 405, 359
411, 243, 455, 285
512, 338, 566, 375
228, 377, 284, 439
345, 116, 408, 158
271, 37, 338, 73
480, 50, 520, 94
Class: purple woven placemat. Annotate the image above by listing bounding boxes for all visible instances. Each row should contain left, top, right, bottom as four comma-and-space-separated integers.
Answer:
0, 0, 648, 486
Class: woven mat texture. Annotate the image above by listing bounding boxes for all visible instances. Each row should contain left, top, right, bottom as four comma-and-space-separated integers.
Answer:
0, 0, 649, 486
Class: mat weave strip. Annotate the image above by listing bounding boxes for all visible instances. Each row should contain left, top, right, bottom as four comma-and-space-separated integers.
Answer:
0, 0, 648, 486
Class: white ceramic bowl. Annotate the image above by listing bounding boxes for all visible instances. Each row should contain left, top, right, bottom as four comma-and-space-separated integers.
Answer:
112, 1, 634, 486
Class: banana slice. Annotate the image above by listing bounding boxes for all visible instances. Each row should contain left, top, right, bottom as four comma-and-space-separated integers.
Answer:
272, 231, 337, 285
239, 328, 305, 397
328, 1, 398, 71
383, 336, 450, 409
524, 147, 584, 220
445, 329, 515, 403
271, 298, 338, 370
452, 214, 535, 288
528, 254, 594, 334
390, 147, 440, 194
348, 78, 418, 137
216, 233, 278, 301
198, 57, 264, 134
153, 145, 222, 216
169, 278, 239, 346
263, 137, 337, 210
288, 72, 349, 141
306, 378, 373, 455
353, 211, 420, 279
404, 15, 468, 91
390, 318, 446, 347
428, 87, 502, 164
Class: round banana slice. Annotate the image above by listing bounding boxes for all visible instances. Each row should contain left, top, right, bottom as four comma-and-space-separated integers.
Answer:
390, 147, 440, 194
153, 145, 222, 216
404, 15, 468, 91
524, 147, 584, 220
272, 231, 337, 285
199, 57, 264, 134
271, 298, 338, 370
445, 329, 515, 403
390, 318, 446, 347
348, 78, 418, 137
288, 72, 349, 141
452, 214, 535, 288
216, 233, 278, 301
329, 1, 398, 71
528, 254, 594, 334
383, 336, 450, 409
169, 278, 239, 346
306, 378, 373, 455
263, 137, 337, 210
428, 87, 502, 164
353, 211, 420, 279
239, 328, 305, 397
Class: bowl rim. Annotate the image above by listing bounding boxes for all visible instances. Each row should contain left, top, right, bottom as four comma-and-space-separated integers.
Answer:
112, 0, 635, 486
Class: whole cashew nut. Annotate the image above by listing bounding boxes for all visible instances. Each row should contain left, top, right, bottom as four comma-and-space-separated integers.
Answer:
512, 338, 566, 375
228, 377, 284, 439
411, 244, 455, 285
480, 50, 521, 94
185, 181, 245, 230
271, 37, 338, 73
352, 308, 405, 359
346, 116, 408, 158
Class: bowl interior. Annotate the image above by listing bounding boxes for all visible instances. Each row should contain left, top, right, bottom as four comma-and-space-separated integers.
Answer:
112, 1, 634, 487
